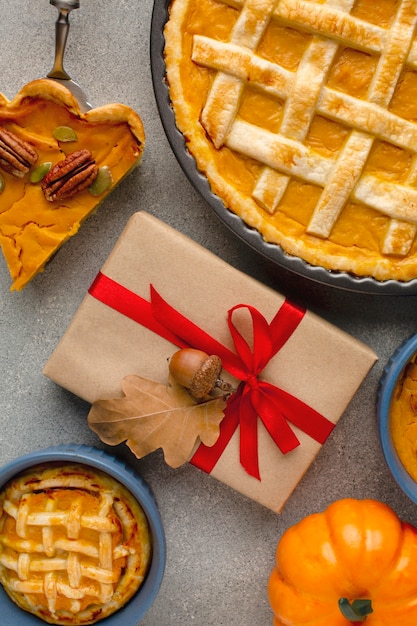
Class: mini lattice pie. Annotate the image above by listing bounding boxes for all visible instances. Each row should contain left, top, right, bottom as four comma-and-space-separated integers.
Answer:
0, 79, 145, 291
165, 0, 417, 282
0, 463, 151, 625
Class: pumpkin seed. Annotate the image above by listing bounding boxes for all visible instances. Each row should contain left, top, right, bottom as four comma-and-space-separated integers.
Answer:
53, 126, 78, 142
0, 173, 4, 194
30, 162, 52, 183
89, 166, 113, 196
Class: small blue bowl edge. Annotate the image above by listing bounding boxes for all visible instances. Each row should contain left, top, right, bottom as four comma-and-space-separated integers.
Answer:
377, 333, 417, 506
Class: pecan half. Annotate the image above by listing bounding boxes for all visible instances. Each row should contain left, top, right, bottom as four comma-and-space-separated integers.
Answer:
0, 127, 38, 177
42, 149, 98, 202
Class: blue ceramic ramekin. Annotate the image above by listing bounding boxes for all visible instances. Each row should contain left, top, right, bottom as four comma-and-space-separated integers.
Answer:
0, 444, 166, 626
377, 333, 417, 505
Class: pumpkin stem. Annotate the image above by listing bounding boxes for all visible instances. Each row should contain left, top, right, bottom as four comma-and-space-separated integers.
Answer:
338, 598, 373, 622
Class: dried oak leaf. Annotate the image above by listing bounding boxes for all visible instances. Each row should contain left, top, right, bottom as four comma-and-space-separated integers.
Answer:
87, 375, 227, 468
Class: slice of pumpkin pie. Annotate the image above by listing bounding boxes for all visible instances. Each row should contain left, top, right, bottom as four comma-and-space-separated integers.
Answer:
0, 79, 145, 291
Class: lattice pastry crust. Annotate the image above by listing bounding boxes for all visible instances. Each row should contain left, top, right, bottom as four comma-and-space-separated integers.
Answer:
165, 0, 417, 281
0, 463, 151, 625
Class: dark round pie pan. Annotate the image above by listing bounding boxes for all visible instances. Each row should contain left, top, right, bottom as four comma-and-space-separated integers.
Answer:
150, 0, 417, 296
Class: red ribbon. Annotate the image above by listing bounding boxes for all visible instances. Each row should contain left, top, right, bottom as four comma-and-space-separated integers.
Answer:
88, 272, 335, 480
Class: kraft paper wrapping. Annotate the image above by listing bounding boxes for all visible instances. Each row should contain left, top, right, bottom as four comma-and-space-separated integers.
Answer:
43, 211, 378, 513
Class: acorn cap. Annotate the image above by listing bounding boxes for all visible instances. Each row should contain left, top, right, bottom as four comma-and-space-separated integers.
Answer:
190, 354, 222, 398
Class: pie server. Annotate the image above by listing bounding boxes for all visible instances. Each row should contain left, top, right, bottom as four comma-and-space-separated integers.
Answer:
47, 0, 92, 112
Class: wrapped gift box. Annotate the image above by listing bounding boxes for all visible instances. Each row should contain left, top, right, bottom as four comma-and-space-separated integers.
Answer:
43, 211, 377, 513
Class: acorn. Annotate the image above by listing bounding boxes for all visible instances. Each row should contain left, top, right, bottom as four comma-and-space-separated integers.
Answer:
169, 348, 234, 399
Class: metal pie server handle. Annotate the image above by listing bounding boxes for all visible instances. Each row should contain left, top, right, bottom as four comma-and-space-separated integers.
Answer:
46, 0, 92, 112
47, 0, 80, 81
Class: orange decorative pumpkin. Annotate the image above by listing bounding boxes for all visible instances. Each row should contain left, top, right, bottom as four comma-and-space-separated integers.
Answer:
268, 498, 417, 625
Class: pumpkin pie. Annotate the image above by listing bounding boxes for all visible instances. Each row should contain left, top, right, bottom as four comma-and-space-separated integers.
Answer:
0, 462, 151, 625
164, 0, 417, 282
0, 79, 145, 291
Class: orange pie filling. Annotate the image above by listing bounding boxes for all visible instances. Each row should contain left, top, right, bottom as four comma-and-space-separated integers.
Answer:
0, 79, 145, 291
390, 357, 417, 483
165, 0, 417, 281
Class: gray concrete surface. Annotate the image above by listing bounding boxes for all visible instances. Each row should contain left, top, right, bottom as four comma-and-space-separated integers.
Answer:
1, 1, 417, 625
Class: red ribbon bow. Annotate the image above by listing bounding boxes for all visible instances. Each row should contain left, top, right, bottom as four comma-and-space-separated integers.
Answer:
88, 272, 335, 480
